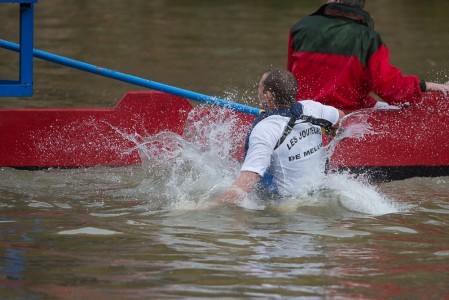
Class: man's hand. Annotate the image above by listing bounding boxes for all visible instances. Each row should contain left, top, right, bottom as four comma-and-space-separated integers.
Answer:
215, 171, 261, 204
425, 82, 449, 98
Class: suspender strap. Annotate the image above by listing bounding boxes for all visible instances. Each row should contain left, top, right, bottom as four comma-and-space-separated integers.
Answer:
274, 116, 297, 150
244, 106, 293, 158
299, 115, 334, 135
244, 102, 335, 156
274, 114, 334, 151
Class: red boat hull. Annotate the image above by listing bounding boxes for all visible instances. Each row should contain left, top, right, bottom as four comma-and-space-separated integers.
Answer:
328, 92, 449, 179
0, 91, 193, 168
0, 91, 448, 180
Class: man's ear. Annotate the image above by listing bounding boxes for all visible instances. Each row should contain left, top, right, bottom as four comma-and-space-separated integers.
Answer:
265, 90, 273, 101
265, 91, 276, 109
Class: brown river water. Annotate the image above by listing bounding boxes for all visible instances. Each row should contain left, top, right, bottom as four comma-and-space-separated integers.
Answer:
1, 1, 449, 299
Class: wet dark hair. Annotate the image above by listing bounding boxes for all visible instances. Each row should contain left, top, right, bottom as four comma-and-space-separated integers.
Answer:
338, 0, 365, 8
261, 69, 298, 106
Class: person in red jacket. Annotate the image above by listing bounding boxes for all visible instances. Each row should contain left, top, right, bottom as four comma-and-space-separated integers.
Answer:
287, 0, 449, 111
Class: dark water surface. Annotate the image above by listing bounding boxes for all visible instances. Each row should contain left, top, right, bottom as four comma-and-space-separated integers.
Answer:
1, 1, 449, 299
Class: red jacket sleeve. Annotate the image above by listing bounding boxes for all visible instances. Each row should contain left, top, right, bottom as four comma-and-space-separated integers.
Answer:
367, 44, 422, 105
287, 33, 294, 72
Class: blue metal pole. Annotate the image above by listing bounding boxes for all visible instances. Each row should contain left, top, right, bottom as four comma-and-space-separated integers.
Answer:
0, 39, 261, 116
19, 3, 34, 95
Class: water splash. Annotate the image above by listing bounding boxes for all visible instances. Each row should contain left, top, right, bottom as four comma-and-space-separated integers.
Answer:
319, 110, 409, 215
325, 109, 382, 158
125, 106, 405, 216
267, 171, 408, 216
130, 107, 248, 210
325, 172, 411, 215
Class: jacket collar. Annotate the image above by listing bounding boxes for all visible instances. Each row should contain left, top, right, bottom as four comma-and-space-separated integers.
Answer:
313, 3, 374, 29
261, 102, 304, 118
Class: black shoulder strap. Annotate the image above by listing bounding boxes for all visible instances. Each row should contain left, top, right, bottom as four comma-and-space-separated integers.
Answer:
274, 116, 297, 150
243, 107, 292, 158
298, 115, 334, 135
274, 104, 335, 150
244, 102, 335, 155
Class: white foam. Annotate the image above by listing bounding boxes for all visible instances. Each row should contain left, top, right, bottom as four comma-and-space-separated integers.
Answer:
383, 226, 418, 234
434, 250, 449, 256
305, 229, 371, 238
90, 213, 129, 217
325, 173, 407, 215
58, 227, 122, 235
28, 201, 54, 208
54, 202, 72, 209
217, 239, 253, 246
419, 207, 449, 214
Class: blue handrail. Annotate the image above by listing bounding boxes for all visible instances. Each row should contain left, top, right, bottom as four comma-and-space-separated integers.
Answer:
0, 39, 261, 116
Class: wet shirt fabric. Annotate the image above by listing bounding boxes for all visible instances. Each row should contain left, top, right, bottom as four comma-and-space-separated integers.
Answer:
287, 3, 424, 111
241, 100, 340, 197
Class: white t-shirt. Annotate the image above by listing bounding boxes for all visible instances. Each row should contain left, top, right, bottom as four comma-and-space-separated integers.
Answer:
241, 100, 340, 196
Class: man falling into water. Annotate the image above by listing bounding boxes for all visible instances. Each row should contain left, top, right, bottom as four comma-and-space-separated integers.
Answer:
287, 0, 449, 112
217, 69, 345, 204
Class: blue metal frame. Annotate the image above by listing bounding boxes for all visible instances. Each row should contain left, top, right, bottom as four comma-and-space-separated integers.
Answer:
0, 0, 38, 97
